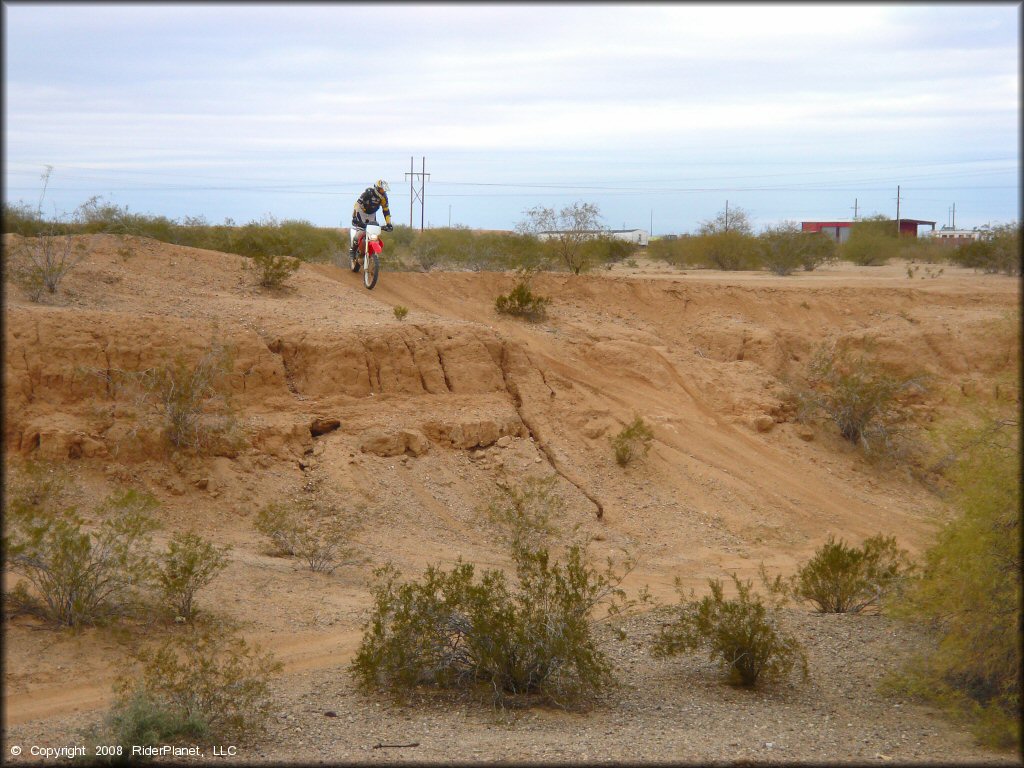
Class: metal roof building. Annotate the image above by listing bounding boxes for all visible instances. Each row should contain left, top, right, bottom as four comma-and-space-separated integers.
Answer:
801, 219, 937, 242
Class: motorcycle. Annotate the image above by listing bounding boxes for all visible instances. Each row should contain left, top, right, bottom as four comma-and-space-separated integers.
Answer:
350, 223, 388, 290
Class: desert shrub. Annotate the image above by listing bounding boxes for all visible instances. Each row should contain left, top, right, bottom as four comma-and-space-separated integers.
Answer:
797, 341, 928, 455
253, 497, 359, 574
3, 489, 158, 626
800, 230, 837, 271
574, 236, 634, 271
885, 416, 1020, 749
351, 539, 637, 706
899, 237, 952, 265
5, 233, 89, 301
759, 223, 836, 275
98, 689, 210, 755
407, 230, 443, 271
293, 516, 357, 574
246, 251, 301, 289
253, 501, 304, 556
840, 215, 900, 266
495, 273, 549, 321
687, 230, 761, 270
758, 222, 806, 276
485, 476, 565, 551
393, 305, 409, 320
647, 237, 685, 266
949, 223, 1021, 276
4, 459, 76, 513
653, 573, 808, 687
610, 416, 654, 466
153, 532, 231, 622
111, 627, 282, 745
352, 480, 642, 708
3, 200, 51, 236
4, 188, 344, 262
791, 534, 913, 613
138, 340, 242, 455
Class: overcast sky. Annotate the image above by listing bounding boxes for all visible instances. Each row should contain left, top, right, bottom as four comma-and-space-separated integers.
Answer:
3, 2, 1020, 234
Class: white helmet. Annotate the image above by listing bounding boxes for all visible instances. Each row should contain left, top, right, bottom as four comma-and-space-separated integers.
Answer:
374, 179, 390, 194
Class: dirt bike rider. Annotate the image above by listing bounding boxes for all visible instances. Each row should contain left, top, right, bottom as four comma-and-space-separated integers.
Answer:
349, 179, 393, 262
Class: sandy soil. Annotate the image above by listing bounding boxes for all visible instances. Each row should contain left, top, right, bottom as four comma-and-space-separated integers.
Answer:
2, 233, 1020, 764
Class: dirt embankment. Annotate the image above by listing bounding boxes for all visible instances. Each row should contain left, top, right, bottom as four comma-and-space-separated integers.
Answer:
2, 233, 1019, 762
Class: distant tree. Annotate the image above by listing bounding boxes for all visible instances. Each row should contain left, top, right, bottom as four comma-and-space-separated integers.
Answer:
517, 202, 603, 274
699, 204, 753, 236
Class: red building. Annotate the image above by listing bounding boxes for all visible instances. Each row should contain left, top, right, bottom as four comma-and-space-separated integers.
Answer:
802, 219, 936, 243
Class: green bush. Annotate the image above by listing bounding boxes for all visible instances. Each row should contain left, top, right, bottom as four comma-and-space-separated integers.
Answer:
351, 539, 636, 706
495, 274, 549, 321
3, 489, 158, 626
246, 251, 301, 289
653, 573, 808, 687
3, 200, 51, 236
393, 305, 409, 321
253, 501, 303, 556
695, 230, 761, 270
797, 341, 928, 455
759, 223, 837, 275
485, 476, 565, 554
949, 223, 1021, 276
153, 532, 231, 622
99, 690, 210, 756
610, 416, 654, 466
791, 534, 913, 613
253, 497, 359, 574
111, 627, 282, 745
885, 416, 1020, 749
841, 216, 900, 266
2, 196, 342, 263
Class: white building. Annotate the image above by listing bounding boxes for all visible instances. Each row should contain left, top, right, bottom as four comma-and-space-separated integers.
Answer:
923, 226, 989, 245
537, 229, 649, 246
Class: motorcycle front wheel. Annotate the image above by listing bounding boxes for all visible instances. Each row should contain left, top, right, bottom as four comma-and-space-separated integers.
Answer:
363, 252, 379, 289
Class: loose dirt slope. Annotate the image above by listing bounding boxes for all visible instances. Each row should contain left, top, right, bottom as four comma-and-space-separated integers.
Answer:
3, 234, 1020, 764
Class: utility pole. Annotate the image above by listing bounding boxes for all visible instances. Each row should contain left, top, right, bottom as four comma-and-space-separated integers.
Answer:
951, 202, 956, 229
448, 204, 452, 228
406, 157, 414, 228
851, 198, 859, 220
405, 156, 430, 231
724, 200, 729, 231
895, 185, 901, 237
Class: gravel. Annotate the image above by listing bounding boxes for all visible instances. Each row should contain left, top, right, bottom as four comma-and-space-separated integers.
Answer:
7, 608, 1015, 765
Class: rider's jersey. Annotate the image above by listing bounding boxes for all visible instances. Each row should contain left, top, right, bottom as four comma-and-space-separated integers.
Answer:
354, 187, 392, 223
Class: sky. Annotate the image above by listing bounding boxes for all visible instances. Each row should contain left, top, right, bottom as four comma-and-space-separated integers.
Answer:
3, 2, 1020, 234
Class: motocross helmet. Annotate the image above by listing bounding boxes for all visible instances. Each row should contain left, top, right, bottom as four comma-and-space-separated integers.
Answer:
374, 179, 389, 194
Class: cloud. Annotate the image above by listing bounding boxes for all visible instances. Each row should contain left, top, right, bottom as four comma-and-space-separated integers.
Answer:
4, 3, 1018, 230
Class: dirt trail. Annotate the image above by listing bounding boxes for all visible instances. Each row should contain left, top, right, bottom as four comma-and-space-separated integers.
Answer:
3, 235, 1019, 760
